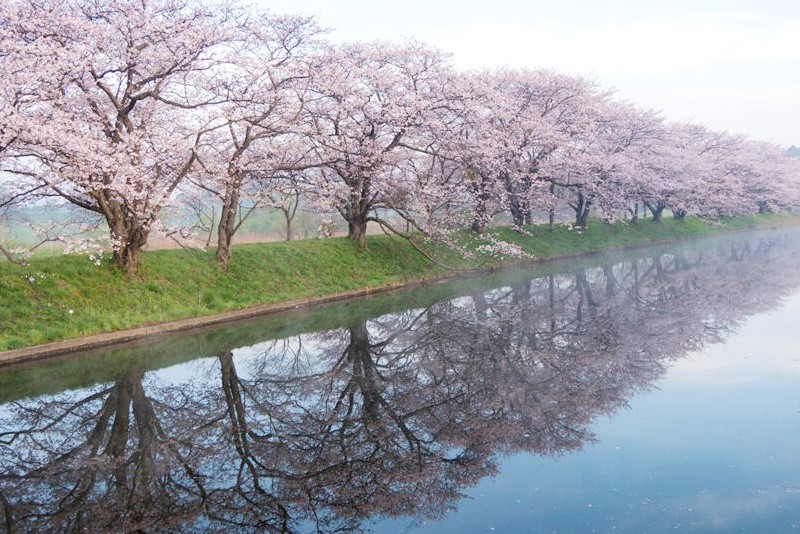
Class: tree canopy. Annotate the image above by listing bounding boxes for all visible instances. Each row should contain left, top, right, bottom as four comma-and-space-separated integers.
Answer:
2, 0, 798, 274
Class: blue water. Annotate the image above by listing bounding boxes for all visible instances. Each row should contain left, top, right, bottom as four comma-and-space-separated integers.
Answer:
376, 292, 800, 533
2, 229, 800, 533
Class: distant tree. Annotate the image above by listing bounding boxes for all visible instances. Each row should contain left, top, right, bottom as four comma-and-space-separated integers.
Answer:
545, 99, 664, 228
728, 139, 800, 215
460, 69, 600, 233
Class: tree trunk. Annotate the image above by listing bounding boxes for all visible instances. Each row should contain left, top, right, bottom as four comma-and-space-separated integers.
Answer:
511, 277, 531, 304
344, 176, 372, 251
107, 213, 149, 276
112, 241, 145, 276
216, 240, 231, 271
219, 350, 250, 457
281, 193, 299, 241
575, 208, 590, 230
471, 215, 487, 234
503, 173, 525, 229
548, 274, 556, 334
346, 319, 382, 421
673, 208, 687, 221
574, 192, 591, 230
472, 292, 489, 322
509, 197, 525, 229
644, 201, 665, 223
348, 213, 368, 251
284, 211, 293, 241
471, 179, 490, 235
651, 206, 664, 222
216, 186, 239, 271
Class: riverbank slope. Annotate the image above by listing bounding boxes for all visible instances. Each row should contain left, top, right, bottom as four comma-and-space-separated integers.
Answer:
1, 214, 797, 358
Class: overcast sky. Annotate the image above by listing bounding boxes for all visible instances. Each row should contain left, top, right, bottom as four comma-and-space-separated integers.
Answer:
255, 0, 799, 147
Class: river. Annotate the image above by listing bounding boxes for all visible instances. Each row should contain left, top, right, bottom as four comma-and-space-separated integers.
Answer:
2, 228, 799, 533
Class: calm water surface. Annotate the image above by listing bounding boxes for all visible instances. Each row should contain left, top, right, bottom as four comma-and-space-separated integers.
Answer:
2, 229, 800, 533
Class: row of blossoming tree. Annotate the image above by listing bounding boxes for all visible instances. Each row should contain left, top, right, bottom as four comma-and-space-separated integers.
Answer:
2, 0, 799, 274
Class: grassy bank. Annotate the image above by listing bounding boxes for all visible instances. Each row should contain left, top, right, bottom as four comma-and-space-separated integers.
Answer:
1, 213, 796, 351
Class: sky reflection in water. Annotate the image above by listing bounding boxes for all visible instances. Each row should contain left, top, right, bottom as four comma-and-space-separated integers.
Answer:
380, 290, 800, 534
2, 229, 800, 533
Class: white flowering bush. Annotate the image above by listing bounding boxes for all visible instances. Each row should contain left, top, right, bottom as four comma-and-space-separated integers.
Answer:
63, 238, 108, 267
317, 219, 337, 239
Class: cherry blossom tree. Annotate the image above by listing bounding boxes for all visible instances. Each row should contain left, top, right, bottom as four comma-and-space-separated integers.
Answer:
0, 0, 83, 159
726, 139, 800, 215
641, 124, 754, 221
263, 173, 303, 241
299, 40, 457, 251
189, 13, 321, 269
626, 122, 708, 222
545, 99, 665, 227
460, 69, 603, 233
0, 0, 87, 257
3, 0, 798, 272
2, 0, 235, 274
343, 68, 481, 256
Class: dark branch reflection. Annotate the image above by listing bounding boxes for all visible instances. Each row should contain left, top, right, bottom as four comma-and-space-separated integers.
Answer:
2, 231, 800, 532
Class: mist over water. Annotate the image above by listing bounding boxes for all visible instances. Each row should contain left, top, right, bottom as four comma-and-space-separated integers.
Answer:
2, 228, 800, 532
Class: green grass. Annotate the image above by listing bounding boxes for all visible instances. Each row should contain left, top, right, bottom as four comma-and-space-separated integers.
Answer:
1, 213, 797, 352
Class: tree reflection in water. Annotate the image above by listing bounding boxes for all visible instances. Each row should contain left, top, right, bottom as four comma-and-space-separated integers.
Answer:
2, 232, 800, 532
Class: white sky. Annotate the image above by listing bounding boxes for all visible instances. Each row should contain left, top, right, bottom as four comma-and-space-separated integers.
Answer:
254, 0, 800, 147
